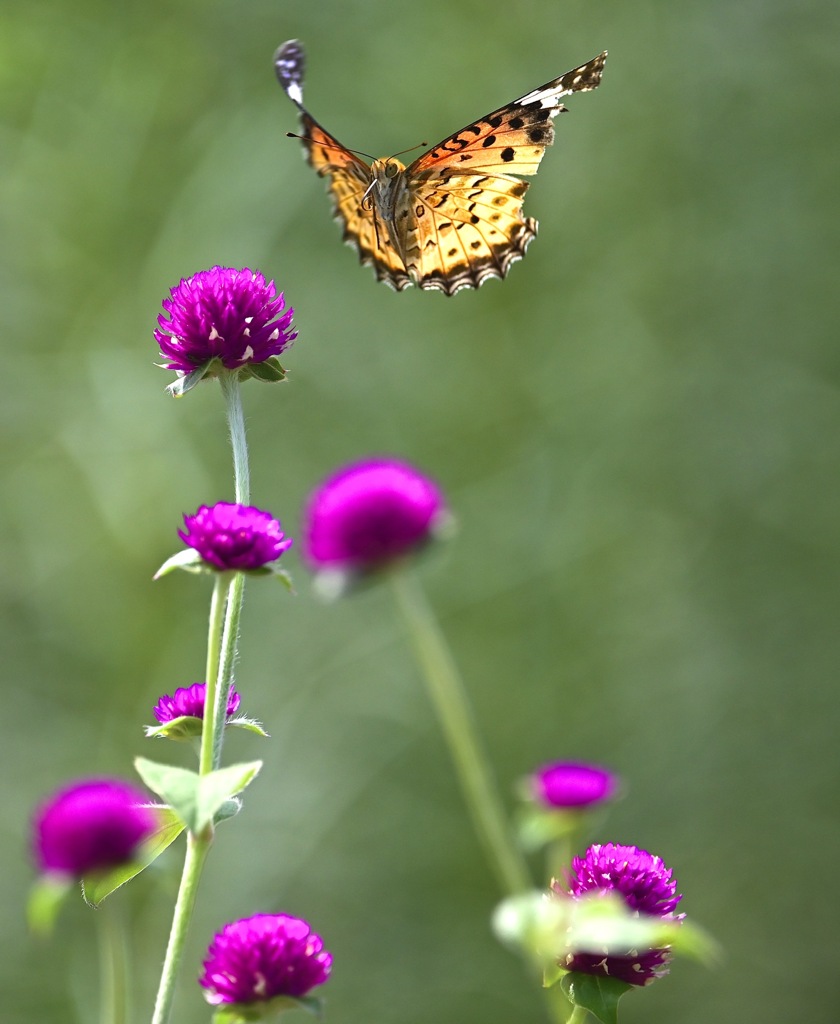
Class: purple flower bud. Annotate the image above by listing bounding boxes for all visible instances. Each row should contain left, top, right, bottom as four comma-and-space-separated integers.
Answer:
179, 502, 293, 571
531, 761, 617, 809
33, 779, 157, 878
556, 843, 683, 986
153, 682, 241, 724
302, 458, 446, 571
200, 913, 332, 1006
155, 267, 296, 373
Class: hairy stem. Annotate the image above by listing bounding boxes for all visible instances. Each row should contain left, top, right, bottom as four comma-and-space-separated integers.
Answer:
220, 371, 249, 504
149, 833, 211, 1024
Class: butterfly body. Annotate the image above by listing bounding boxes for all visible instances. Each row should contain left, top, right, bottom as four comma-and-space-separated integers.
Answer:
275, 40, 606, 295
365, 158, 414, 258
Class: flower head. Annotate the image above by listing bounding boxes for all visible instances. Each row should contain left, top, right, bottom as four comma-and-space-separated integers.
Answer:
557, 842, 682, 986
33, 779, 156, 878
302, 458, 446, 573
179, 502, 293, 571
155, 267, 296, 374
153, 682, 241, 724
531, 761, 617, 810
200, 913, 332, 1006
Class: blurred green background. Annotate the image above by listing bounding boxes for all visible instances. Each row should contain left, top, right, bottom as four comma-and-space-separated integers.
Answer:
2, 0, 838, 1022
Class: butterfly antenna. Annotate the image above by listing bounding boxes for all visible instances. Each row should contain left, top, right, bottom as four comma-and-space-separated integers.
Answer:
388, 141, 428, 159
285, 131, 375, 163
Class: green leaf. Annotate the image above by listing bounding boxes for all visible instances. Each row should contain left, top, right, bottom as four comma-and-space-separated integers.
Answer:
152, 552, 293, 581
195, 761, 262, 832
294, 996, 323, 1018
134, 758, 262, 833
493, 889, 717, 980
81, 805, 185, 905
27, 875, 73, 936
134, 759, 201, 828
270, 567, 295, 592
562, 973, 631, 1024
665, 917, 720, 967
244, 358, 287, 383
564, 892, 717, 966
27, 807, 186, 921
144, 714, 204, 741
214, 797, 242, 823
542, 960, 566, 989
166, 364, 213, 397
144, 715, 268, 742
492, 890, 574, 960
228, 716, 270, 738
153, 548, 211, 579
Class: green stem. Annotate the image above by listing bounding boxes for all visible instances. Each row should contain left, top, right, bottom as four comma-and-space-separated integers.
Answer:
150, 571, 226, 1024
98, 901, 129, 1024
566, 1005, 589, 1024
219, 371, 250, 504
212, 571, 246, 770
200, 574, 229, 777
389, 567, 531, 897
149, 374, 253, 1024
149, 833, 211, 1024
390, 570, 579, 1024
212, 370, 250, 768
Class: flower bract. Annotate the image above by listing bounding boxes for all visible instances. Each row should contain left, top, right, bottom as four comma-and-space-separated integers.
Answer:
153, 682, 241, 723
155, 266, 296, 374
179, 502, 293, 571
302, 458, 446, 573
33, 779, 156, 878
200, 913, 332, 1006
558, 842, 683, 986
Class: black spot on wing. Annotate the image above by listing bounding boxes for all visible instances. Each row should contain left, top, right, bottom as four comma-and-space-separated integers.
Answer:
416, 216, 539, 295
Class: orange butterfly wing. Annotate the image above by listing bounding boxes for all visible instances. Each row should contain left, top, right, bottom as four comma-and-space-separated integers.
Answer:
399, 52, 607, 294
274, 41, 606, 294
274, 41, 411, 290
301, 111, 413, 291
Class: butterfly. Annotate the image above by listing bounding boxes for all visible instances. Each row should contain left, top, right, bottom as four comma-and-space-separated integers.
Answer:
274, 40, 606, 296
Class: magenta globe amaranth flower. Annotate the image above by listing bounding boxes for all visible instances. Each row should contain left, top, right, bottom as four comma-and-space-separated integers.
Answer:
155, 266, 296, 373
33, 779, 157, 878
303, 458, 446, 573
557, 842, 683, 985
200, 913, 332, 1006
180, 502, 293, 571
153, 682, 241, 723
532, 761, 617, 809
